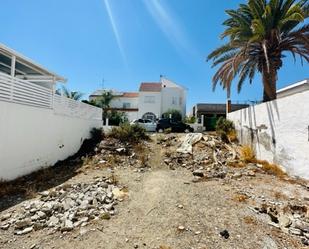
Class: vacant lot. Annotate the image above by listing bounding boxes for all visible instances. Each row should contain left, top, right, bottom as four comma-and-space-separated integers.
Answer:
0, 133, 309, 249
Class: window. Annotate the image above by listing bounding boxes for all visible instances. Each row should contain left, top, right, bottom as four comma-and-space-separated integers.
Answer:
179, 97, 183, 105
144, 96, 155, 103
172, 97, 177, 105
123, 102, 131, 108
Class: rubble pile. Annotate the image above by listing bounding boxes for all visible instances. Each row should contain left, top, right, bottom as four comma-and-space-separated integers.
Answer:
0, 177, 123, 235
90, 138, 151, 170
252, 202, 309, 245
163, 134, 257, 180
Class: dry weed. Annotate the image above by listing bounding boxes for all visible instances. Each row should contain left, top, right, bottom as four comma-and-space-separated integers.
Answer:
240, 145, 256, 163
273, 191, 288, 200
243, 216, 258, 225
233, 194, 249, 203
227, 130, 238, 143
228, 161, 246, 168
159, 246, 172, 249
256, 160, 286, 178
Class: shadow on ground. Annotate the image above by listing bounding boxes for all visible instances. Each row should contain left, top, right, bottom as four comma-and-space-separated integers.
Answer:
0, 137, 100, 212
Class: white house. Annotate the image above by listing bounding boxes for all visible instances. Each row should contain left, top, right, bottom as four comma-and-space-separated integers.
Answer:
89, 77, 187, 121
90, 90, 139, 121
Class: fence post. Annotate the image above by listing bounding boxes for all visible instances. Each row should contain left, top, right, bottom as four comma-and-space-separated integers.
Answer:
106, 118, 109, 126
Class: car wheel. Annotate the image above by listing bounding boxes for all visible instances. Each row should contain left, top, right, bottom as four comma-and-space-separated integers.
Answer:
158, 128, 164, 133
184, 128, 190, 133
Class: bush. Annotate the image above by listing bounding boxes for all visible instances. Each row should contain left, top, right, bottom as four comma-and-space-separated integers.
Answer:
162, 109, 182, 121
215, 117, 235, 142
184, 116, 196, 124
104, 110, 128, 126
108, 123, 149, 143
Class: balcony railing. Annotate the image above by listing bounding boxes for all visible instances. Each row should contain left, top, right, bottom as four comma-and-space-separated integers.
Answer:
0, 72, 52, 108
0, 72, 102, 120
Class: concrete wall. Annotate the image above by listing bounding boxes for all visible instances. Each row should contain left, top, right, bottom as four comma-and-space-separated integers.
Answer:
228, 90, 309, 179
0, 101, 102, 180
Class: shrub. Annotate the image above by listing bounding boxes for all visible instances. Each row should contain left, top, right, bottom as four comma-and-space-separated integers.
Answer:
215, 117, 235, 142
104, 110, 128, 126
184, 116, 196, 124
162, 109, 182, 121
108, 123, 149, 143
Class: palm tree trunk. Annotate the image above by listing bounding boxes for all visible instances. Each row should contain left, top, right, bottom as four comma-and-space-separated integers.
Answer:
262, 66, 277, 102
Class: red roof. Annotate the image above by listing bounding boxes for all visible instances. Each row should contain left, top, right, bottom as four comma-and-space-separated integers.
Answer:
122, 92, 139, 98
139, 82, 162, 92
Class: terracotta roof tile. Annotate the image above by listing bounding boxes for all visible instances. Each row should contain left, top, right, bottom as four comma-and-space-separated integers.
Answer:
122, 92, 139, 98
139, 82, 162, 92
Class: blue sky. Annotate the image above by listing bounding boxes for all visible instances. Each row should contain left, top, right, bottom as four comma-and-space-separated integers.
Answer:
1, 0, 308, 111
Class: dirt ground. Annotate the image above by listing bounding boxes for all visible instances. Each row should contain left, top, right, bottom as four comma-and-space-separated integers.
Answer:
0, 133, 309, 249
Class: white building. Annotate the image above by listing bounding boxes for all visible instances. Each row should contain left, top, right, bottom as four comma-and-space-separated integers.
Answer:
89, 77, 186, 121
90, 90, 139, 121
277, 79, 309, 99
0, 43, 102, 180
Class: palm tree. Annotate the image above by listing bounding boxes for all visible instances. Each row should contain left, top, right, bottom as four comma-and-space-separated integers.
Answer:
96, 91, 114, 123
97, 90, 114, 109
207, 0, 309, 102
56, 86, 84, 101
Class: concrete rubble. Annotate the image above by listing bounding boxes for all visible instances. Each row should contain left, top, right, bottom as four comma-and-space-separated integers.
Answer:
162, 133, 257, 181
252, 202, 309, 245
89, 138, 151, 170
0, 176, 123, 235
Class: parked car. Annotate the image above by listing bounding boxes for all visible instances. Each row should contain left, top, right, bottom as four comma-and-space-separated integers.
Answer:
156, 118, 194, 133
130, 119, 157, 132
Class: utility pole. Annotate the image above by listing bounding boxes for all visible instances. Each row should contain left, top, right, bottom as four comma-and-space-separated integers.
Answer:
101, 78, 105, 90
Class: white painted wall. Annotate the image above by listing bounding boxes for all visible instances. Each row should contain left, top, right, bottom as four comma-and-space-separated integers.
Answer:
0, 101, 102, 181
110, 97, 138, 109
228, 90, 309, 179
125, 111, 138, 121
138, 92, 162, 119
161, 87, 186, 117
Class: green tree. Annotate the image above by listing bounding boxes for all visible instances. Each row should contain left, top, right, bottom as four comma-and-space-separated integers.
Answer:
56, 86, 84, 101
207, 0, 309, 102
162, 109, 182, 121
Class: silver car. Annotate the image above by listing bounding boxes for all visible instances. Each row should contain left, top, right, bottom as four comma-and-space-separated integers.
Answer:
130, 119, 157, 132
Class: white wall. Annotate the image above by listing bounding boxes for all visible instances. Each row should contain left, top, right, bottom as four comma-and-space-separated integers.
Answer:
228, 90, 309, 179
0, 101, 102, 181
110, 97, 138, 109
161, 87, 186, 117
138, 92, 162, 119
125, 111, 138, 122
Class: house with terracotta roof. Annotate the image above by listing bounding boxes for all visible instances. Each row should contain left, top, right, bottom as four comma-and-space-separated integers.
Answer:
89, 77, 186, 122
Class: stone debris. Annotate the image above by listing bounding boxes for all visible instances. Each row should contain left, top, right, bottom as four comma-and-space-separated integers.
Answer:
253, 202, 309, 245
86, 138, 151, 170
0, 176, 121, 235
163, 133, 260, 181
